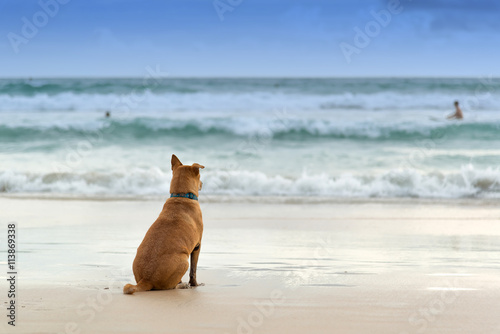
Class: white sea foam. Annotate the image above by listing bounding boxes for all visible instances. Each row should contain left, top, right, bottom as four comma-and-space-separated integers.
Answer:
1, 165, 499, 199
2, 78, 499, 201
1, 109, 499, 141
1, 90, 499, 113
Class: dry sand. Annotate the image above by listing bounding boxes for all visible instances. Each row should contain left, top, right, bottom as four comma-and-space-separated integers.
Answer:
1, 197, 500, 333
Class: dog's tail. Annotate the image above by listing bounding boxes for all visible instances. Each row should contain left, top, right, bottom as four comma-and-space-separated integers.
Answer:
123, 279, 153, 295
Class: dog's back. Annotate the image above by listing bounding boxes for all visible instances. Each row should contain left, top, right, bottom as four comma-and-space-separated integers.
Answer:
124, 155, 204, 294
132, 200, 203, 287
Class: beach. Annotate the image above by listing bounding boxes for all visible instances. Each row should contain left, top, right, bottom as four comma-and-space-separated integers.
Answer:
1, 0, 500, 331
1, 78, 499, 333
2, 197, 499, 333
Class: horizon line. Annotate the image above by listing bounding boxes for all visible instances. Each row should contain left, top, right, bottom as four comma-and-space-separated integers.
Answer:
0, 75, 498, 79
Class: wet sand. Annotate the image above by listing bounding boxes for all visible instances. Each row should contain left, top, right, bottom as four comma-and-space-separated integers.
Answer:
1, 197, 500, 333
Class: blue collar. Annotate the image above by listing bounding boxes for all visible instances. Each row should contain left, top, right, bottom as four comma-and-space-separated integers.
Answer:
170, 192, 198, 201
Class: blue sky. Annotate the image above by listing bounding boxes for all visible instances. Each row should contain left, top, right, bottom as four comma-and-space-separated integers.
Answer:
1, 0, 499, 77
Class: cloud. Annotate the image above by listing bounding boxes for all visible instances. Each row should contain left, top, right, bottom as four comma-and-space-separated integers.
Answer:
403, 0, 499, 12
1, 0, 500, 76
399, 0, 500, 32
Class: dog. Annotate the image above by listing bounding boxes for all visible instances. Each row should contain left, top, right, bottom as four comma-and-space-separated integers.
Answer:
123, 154, 205, 294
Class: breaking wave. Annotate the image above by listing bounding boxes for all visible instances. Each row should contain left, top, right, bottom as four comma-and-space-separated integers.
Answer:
1, 165, 499, 199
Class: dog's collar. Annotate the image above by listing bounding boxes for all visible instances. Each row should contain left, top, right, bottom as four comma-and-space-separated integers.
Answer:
170, 192, 198, 201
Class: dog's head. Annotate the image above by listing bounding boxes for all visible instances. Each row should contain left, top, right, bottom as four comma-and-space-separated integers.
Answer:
169, 154, 205, 195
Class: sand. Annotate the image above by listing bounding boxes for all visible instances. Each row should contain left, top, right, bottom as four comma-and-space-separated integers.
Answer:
1, 197, 500, 333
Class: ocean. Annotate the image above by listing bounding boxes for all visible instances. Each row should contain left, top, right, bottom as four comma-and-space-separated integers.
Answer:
1, 77, 499, 200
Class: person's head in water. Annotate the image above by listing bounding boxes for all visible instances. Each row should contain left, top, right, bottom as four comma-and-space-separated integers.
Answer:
105, 111, 111, 118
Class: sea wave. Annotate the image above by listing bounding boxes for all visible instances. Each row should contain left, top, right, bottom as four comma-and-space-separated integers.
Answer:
1, 117, 499, 142
2, 77, 499, 96
1, 165, 499, 199
0, 90, 499, 113
2, 77, 500, 113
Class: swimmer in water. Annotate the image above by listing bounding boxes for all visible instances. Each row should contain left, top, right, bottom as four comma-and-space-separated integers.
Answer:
447, 101, 463, 120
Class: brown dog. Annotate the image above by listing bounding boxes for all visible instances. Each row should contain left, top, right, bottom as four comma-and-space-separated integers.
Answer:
123, 154, 204, 294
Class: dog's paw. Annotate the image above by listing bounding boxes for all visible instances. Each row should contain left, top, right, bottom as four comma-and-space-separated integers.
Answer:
189, 282, 205, 287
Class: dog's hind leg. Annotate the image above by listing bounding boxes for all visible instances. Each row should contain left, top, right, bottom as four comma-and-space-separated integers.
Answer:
156, 257, 190, 290
123, 279, 153, 295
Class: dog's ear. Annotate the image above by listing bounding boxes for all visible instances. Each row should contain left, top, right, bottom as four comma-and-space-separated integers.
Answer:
171, 154, 183, 171
191, 163, 205, 175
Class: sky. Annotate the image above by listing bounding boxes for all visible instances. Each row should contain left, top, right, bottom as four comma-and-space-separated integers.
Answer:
0, 0, 499, 77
